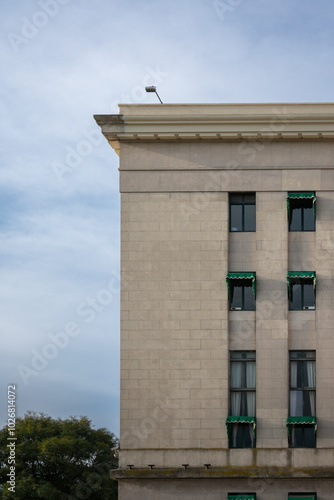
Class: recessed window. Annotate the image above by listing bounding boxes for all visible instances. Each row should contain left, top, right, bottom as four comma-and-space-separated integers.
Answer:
230, 193, 255, 232
287, 192, 316, 231
287, 272, 316, 311
287, 351, 316, 448
226, 351, 256, 449
227, 495, 256, 500
288, 493, 316, 499
226, 273, 256, 311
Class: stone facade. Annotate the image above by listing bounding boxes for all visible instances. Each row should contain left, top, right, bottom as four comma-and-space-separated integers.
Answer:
95, 104, 334, 499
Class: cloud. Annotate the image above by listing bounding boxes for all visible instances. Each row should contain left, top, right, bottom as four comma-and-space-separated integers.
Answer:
2, 0, 334, 437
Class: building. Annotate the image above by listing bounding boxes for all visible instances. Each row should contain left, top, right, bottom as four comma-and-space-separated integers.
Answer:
95, 103, 334, 499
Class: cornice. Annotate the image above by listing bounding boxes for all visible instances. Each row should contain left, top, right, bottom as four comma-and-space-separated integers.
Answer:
94, 103, 334, 156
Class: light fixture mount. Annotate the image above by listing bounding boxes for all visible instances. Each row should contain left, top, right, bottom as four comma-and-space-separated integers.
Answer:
145, 86, 163, 104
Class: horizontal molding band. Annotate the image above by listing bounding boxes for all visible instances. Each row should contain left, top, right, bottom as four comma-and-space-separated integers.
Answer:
111, 466, 334, 480
94, 104, 334, 156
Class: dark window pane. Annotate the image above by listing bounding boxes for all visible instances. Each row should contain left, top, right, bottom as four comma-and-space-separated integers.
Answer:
243, 194, 255, 204
304, 426, 316, 447
291, 425, 316, 448
230, 195, 243, 204
303, 198, 314, 209
240, 393, 248, 416
230, 285, 242, 309
303, 207, 315, 231
231, 424, 255, 448
290, 350, 315, 360
230, 193, 256, 232
244, 204, 256, 231
289, 198, 315, 231
243, 425, 253, 448
230, 205, 243, 231
290, 283, 302, 310
303, 283, 315, 308
245, 351, 256, 359
296, 361, 303, 388
230, 352, 243, 359
291, 426, 303, 447
303, 391, 316, 416
244, 285, 255, 310
290, 206, 302, 231
232, 424, 244, 448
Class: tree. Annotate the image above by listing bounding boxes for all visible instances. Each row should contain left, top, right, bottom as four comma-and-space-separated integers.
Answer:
0, 412, 118, 499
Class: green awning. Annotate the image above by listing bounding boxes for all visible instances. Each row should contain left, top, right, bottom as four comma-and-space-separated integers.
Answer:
287, 192, 316, 219
286, 272, 316, 299
288, 496, 316, 500
225, 416, 256, 440
227, 496, 256, 500
286, 416, 317, 439
226, 272, 256, 299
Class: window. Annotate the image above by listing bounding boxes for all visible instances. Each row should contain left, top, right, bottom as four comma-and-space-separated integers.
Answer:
287, 351, 316, 448
230, 193, 256, 232
227, 495, 256, 500
226, 272, 256, 311
287, 272, 316, 311
226, 351, 256, 448
287, 192, 316, 231
288, 495, 316, 500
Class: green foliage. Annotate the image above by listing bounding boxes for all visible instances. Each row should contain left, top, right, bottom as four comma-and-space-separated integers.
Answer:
0, 412, 118, 499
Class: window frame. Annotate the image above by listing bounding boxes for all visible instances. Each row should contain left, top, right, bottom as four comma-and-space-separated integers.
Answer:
289, 351, 316, 449
227, 494, 256, 500
229, 193, 256, 232
289, 424, 316, 448
228, 351, 256, 449
229, 281, 256, 311
229, 423, 254, 449
288, 493, 317, 500
287, 192, 316, 232
226, 274, 256, 311
287, 274, 316, 311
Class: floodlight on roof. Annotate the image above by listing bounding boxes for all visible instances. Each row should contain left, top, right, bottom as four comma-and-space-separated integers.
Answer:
145, 86, 163, 104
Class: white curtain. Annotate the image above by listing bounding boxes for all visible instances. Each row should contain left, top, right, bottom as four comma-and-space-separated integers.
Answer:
247, 393, 256, 416
306, 360, 316, 416
306, 361, 316, 388
290, 361, 298, 387
231, 361, 256, 416
290, 361, 298, 416
290, 391, 299, 416
231, 392, 242, 415
231, 362, 242, 416
231, 362, 242, 388
246, 362, 256, 388
309, 392, 316, 416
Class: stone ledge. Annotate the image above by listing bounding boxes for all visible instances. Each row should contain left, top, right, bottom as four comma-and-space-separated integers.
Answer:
111, 466, 334, 480
94, 103, 334, 156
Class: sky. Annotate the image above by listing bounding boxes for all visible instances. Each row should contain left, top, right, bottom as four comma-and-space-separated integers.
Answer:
1, 0, 334, 437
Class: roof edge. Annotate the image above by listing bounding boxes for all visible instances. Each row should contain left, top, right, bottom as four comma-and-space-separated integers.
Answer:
94, 103, 334, 155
